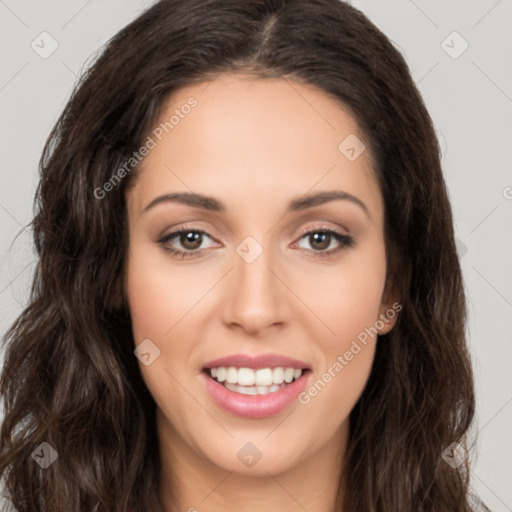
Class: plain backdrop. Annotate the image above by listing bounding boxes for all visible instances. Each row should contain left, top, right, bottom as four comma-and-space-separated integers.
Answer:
1, 0, 511, 510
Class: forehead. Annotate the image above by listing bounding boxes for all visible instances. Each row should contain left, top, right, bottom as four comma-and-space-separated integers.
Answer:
127, 73, 383, 223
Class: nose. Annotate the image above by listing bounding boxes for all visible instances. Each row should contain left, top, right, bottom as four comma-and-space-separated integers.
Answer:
221, 240, 289, 336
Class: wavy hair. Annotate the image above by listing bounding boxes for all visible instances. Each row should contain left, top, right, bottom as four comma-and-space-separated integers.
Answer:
1, 0, 485, 510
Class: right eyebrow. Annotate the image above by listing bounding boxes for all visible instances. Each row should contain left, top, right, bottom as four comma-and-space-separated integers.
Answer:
142, 192, 225, 213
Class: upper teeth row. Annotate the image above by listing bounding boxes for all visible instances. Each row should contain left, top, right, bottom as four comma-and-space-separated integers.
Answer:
211, 367, 303, 386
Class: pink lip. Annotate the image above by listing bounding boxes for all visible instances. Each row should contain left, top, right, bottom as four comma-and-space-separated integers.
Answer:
201, 370, 311, 419
201, 353, 311, 371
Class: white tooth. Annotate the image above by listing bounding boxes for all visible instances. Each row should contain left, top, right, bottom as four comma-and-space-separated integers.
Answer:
269, 384, 280, 392
215, 366, 302, 386
238, 385, 257, 395
226, 367, 238, 384
284, 367, 295, 383
256, 385, 271, 395
237, 367, 255, 386
216, 367, 226, 382
224, 382, 238, 392
223, 382, 259, 395
272, 367, 285, 384
255, 368, 273, 386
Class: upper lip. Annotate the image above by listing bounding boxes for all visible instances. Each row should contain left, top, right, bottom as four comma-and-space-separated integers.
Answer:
202, 353, 311, 371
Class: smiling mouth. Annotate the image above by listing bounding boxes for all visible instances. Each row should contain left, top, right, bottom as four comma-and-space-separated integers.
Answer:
203, 366, 311, 396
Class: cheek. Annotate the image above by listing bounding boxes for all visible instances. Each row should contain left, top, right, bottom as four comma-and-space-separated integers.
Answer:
297, 240, 387, 348
125, 245, 201, 391
295, 243, 386, 412
125, 246, 206, 427
126, 244, 213, 342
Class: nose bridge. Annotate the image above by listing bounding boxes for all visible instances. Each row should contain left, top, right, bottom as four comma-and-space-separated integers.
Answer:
222, 234, 286, 333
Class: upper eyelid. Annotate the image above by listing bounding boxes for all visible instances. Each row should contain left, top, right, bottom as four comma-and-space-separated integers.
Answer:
158, 224, 349, 247
160, 222, 347, 237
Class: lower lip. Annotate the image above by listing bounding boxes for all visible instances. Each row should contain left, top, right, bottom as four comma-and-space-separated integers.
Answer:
201, 371, 310, 419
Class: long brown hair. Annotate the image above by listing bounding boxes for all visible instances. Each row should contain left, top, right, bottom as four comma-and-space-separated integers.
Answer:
0, 1, 485, 510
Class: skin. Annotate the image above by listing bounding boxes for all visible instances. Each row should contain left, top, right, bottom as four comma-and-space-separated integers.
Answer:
124, 73, 399, 512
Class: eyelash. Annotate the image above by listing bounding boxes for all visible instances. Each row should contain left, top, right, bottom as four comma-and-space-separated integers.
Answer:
157, 226, 355, 259
156, 225, 355, 259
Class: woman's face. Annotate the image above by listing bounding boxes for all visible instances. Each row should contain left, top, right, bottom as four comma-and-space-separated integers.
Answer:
125, 73, 398, 476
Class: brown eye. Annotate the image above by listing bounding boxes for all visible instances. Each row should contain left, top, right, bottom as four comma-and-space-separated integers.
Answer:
308, 232, 331, 251
157, 228, 216, 259
179, 231, 203, 250
296, 229, 355, 257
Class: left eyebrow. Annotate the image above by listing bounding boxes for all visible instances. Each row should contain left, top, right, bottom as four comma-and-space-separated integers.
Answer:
142, 190, 371, 219
288, 190, 370, 219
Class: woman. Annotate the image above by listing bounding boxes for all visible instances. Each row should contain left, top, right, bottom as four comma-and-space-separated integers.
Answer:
0, 0, 489, 510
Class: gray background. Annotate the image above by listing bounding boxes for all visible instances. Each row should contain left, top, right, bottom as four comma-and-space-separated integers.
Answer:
1, 0, 511, 510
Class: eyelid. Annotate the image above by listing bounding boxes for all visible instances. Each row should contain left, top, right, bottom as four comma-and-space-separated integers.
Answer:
295, 222, 350, 238
157, 224, 218, 250
156, 222, 354, 258
157, 221, 217, 241
291, 224, 355, 256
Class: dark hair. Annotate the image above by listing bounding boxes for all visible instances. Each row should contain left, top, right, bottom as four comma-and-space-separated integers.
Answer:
0, 0, 485, 510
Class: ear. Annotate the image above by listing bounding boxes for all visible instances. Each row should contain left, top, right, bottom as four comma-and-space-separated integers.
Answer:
376, 271, 402, 336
